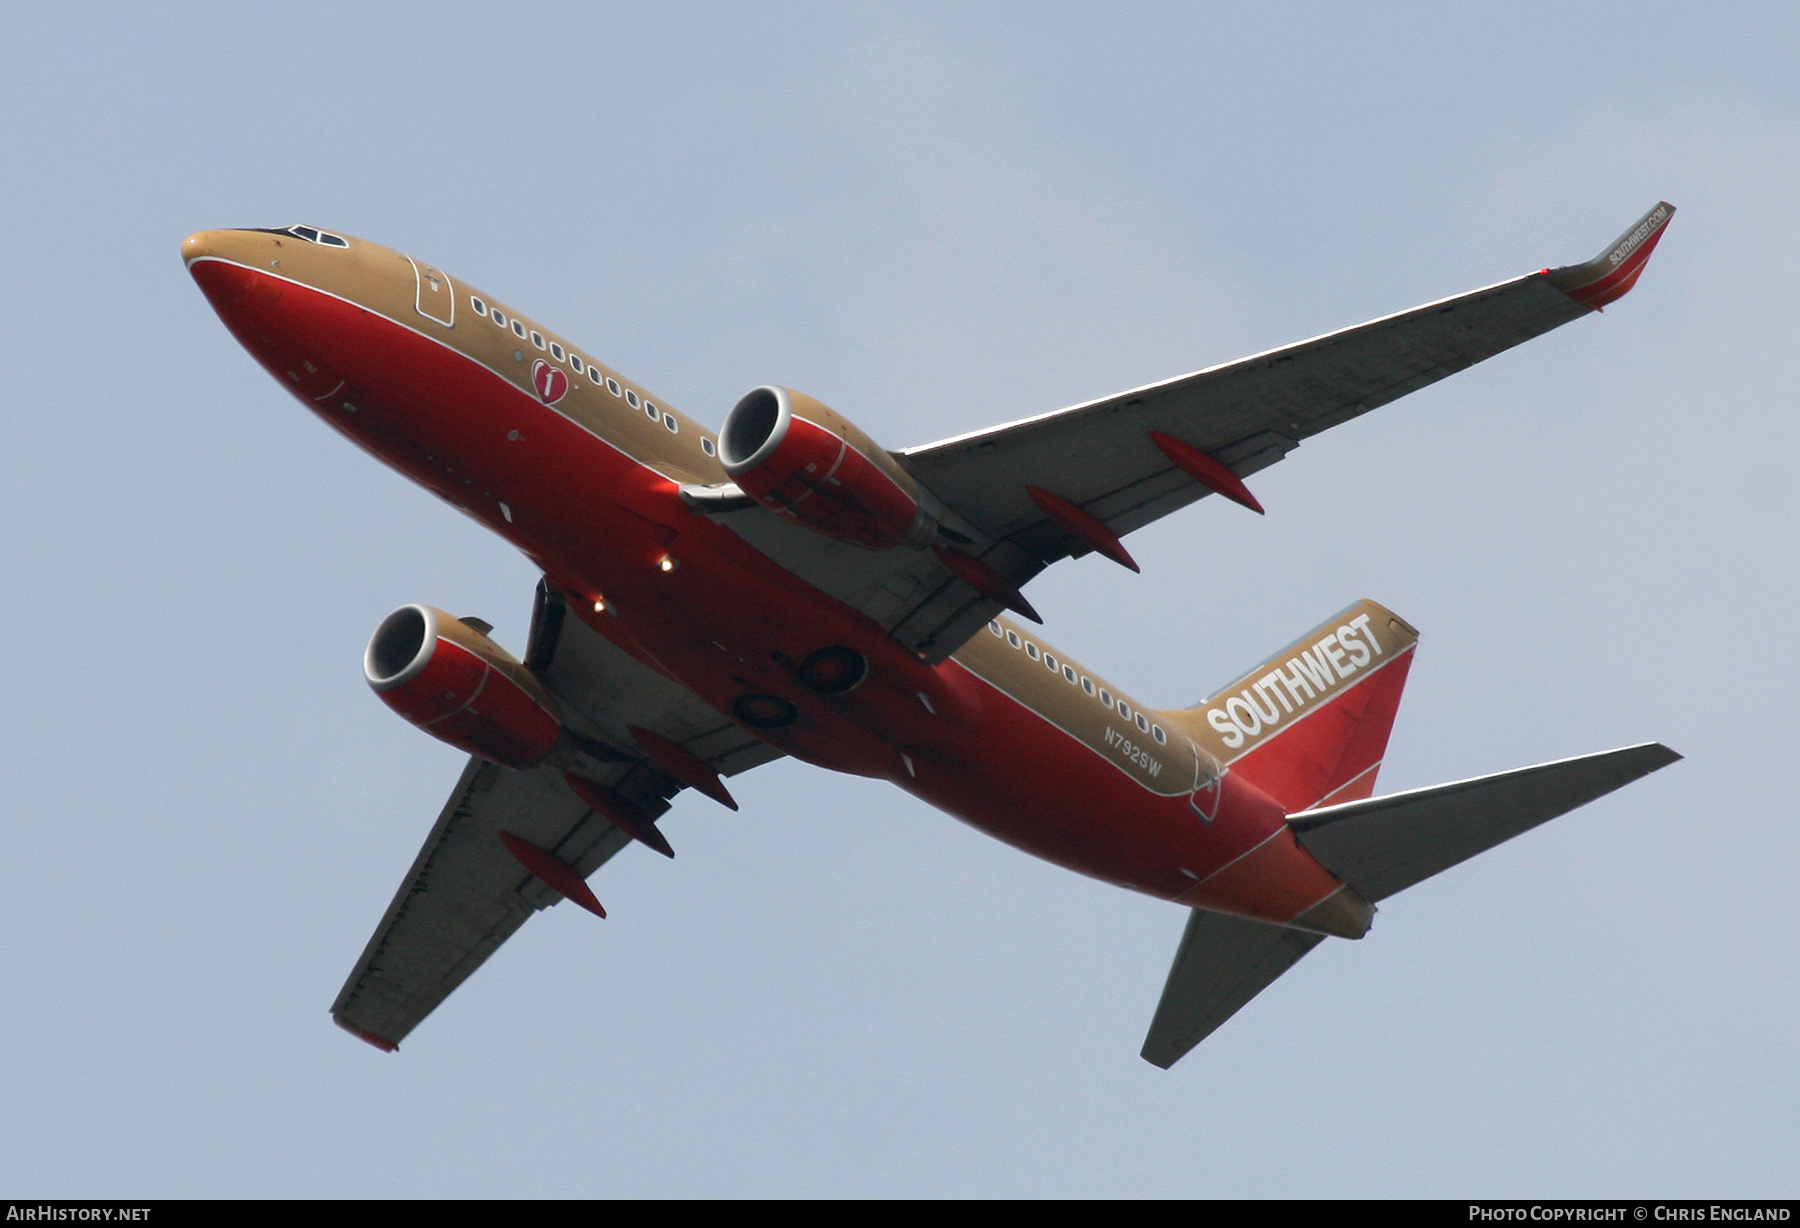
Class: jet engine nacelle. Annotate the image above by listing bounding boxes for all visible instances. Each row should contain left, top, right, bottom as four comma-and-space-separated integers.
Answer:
718, 386, 935, 550
364, 604, 563, 770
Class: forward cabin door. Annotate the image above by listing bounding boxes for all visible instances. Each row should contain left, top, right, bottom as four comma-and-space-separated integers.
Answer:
408, 257, 455, 328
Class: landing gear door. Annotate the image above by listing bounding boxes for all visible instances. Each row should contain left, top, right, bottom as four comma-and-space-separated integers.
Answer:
408, 257, 455, 328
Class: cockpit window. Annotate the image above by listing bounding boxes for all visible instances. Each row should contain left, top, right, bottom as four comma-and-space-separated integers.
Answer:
250, 225, 349, 248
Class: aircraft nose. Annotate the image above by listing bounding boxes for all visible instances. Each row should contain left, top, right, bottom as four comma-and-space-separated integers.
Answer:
183, 228, 285, 269
182, 229, 227, 265
184, 229, 282, 317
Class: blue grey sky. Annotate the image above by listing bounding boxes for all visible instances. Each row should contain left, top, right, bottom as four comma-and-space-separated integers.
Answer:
2, 2, 1794, 1197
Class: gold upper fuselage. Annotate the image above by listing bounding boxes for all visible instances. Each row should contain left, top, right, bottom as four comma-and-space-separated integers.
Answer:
183, 226, 727, 489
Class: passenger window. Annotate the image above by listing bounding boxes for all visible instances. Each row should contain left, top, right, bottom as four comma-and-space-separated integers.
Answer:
644, 400, 660, 420
625, 389, 640, 408
471, 297, 488, 317
1135, 713, 1149, 732
701, 437, 716, 457
1043, 653, 1058, 672
529, 331, 546, 350
491, 310, 507, 327
1062, 665, 1077, 683
511, 320, 526, 339
1006, 631, 1021, 649
1081, 677, 1095, 696
1099, 689, 1113, 707
606, 378, 622, 396
988, 621, 1003, 636
1117, 699, 1130, 718
1152, 726, 1167, 745
663, 413, 678, 433
550, 342, 566, 361
1025, 643, 1039, 661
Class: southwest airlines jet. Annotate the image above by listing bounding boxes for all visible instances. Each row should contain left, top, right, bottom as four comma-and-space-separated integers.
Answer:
185, 203, 1678, 1066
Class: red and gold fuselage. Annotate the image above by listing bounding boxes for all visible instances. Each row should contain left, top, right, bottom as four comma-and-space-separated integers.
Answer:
186, 226, 1408, 938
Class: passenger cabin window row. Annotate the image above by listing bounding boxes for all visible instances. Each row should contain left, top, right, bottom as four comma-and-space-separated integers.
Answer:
465, 293, 718, 451
986, 622, 1167, 745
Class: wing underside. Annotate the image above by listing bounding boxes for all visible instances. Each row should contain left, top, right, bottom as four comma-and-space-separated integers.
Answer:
698, 203, 1674, 664
331, 582, 781, 1050
330, 757, 631, 1049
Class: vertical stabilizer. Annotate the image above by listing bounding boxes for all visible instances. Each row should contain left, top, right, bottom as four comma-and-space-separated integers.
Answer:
1164, 600, 1418, 812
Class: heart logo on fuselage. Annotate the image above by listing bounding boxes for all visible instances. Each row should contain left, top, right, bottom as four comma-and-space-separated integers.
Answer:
531, 359, 569, 405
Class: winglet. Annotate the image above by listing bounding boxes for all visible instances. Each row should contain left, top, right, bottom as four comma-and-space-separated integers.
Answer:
1544, 202, 1675, 310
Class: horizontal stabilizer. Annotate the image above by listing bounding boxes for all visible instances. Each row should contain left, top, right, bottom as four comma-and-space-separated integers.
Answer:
1141, 909, 1324, 1069
1288, 742, 1680, 903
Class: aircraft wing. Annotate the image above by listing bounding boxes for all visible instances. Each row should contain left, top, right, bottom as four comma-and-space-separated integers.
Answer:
701, 203, 1673, 664
330, 582, 781, 1051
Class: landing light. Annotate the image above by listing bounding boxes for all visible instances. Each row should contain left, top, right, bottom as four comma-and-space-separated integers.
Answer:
592, 599, 606, 613
658, 557, 677, 573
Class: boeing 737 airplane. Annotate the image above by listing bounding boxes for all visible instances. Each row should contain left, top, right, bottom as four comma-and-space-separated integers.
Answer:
185, 203, 1679, 1066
